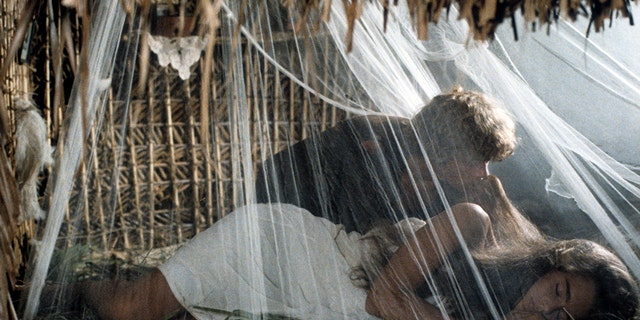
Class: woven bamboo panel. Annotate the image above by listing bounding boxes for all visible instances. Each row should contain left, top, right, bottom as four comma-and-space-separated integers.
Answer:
2, 0, 39, 150
55, 36, 354, 262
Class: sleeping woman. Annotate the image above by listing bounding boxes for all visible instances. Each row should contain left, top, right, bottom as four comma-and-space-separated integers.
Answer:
46, 176, 638, 320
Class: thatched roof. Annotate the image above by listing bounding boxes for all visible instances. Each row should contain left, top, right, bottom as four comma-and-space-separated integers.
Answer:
285, 0, 636, 49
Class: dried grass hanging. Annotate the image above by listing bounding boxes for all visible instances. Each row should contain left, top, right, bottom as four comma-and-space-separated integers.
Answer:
287, 0, 636, 47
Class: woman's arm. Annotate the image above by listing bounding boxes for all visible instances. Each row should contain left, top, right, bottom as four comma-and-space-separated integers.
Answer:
365, 202, 492, 320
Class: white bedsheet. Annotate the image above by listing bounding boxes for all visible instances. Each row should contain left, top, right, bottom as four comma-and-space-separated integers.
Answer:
159, 203, 378, 319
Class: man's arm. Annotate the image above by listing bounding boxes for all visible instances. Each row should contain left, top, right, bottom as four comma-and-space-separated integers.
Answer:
365, 203, 492, 319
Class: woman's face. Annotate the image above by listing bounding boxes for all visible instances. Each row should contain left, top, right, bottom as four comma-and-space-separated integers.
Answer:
507, 270, 596, 320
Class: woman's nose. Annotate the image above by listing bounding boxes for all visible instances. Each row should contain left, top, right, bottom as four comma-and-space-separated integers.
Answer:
539, 299, 567, 318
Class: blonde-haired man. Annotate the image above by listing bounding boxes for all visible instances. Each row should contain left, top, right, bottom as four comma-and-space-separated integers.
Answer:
256, 86, 516, 232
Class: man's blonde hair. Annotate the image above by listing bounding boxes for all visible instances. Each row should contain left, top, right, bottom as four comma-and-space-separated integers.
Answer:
412, 86, 517, 162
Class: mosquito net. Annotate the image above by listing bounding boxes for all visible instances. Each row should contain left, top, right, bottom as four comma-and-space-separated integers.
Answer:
20, 1, 640, 319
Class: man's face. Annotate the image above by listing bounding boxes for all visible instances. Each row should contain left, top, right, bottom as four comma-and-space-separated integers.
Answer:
400, 154, 489, 215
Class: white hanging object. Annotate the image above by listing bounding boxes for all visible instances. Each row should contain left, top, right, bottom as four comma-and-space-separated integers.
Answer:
147, 33, 208, 80
14, 96, 53, 221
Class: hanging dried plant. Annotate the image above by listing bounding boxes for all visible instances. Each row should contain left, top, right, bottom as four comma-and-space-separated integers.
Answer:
285, 0, 636, 47
198, 0, 222, 148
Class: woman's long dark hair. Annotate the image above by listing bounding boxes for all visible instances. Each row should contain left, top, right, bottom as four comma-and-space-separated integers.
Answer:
475, 239, 639, 320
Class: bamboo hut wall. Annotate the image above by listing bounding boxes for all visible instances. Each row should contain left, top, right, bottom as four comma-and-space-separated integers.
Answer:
1, 1, 40, 256
1, 1, 45, 318
2, 0, 37, 148
53, 34, 353, 264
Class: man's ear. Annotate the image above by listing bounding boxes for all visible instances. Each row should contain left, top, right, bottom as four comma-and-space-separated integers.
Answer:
360, 139, 384, 155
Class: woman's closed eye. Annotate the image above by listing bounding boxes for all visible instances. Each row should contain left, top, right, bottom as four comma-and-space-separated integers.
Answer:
550, 282, 564, 320
555, 278, 571, 304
